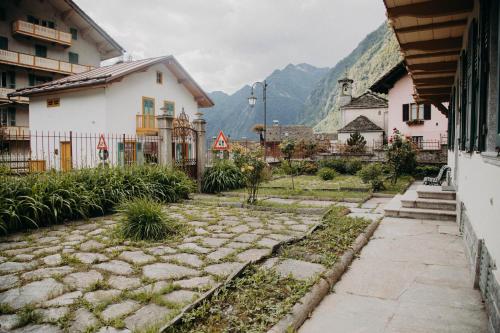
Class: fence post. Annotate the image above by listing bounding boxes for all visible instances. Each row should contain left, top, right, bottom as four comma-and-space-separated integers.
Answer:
192, 113, 206, 191
157, 114, 174, 167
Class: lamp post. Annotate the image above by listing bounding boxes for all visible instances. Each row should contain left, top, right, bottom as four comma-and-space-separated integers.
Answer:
248, 80, 268, 160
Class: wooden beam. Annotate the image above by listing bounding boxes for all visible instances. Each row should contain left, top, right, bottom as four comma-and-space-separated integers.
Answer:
194, 96, 205, 101
177, 78, 187, 84
416, 87, 452, 95
387, 0, 473, 19
413, 76, 455, 86
401, 37, 462, 52
60, 9, 74, 21
432, 102, 449, 116
408, 61, 458, 72
406, 50, 460, 60
395, 19, 468, 34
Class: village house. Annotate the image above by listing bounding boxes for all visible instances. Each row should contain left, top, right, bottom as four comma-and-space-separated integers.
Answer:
383, 0, 500, 329
265, 124, 315, 158
0, 0, 123, 171
10, 56, 214, 171
370, 61, 448, 148
337, 76, 388, 144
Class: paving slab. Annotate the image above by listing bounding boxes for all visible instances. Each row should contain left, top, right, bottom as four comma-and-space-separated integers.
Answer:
124, 304, 171, 331
269, 259, 325, 281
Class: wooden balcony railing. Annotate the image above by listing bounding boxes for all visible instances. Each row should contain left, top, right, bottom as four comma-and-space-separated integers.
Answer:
1, 126, 30, 140
12, 20, 72, 47
0, 49, 94, 75
136, 115, 158, 135
0, 88, 29, 103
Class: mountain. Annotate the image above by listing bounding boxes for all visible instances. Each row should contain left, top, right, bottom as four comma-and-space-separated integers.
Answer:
204, 63, 329, 140
302, 22, 402, 132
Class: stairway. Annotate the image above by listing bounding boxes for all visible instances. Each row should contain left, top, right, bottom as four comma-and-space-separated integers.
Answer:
384, 185, 457, 221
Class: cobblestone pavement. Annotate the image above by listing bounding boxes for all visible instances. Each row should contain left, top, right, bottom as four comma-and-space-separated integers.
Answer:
0, 202, 321, 332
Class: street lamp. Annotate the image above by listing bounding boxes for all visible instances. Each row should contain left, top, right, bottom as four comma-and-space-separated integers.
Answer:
248, 80, 268, 160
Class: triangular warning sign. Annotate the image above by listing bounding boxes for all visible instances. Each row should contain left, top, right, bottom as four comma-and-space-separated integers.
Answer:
212, 130, 229, 151
97, 134, 108, 150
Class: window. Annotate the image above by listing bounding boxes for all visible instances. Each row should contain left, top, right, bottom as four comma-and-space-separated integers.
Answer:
68, 52, 79, 64
27, 15, 40, 25
41, 20, 55, 29
29, 74, 52, 86
0, 8, 6, 21
70, 28, 78, 40
411, 136, 423, 149
0, 107, 16, 126
47, 98, 60, 108
403, 103, 431, 122
0, 71, 15, 89
0, 36, 8, 50
35, 45, 47, 58
142, 97, 155, 116
156, 71, 163, 84
163, 100, 175, 116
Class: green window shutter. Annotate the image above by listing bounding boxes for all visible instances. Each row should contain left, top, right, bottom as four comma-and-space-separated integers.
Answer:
467, 20, 478, 152
70, 28, 78, 40
28, 74, 35, 87
402, 104, 409, 121
460, 51, 468, 151
35, 45, 47, 58
423, 104, 431, 120
477, 0, 491, 151
8, 107, 15, 126
68, 52, 79, 64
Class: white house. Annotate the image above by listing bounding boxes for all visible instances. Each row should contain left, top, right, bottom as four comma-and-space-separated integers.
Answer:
10, 56, 213, 170
337, 76, 388, 144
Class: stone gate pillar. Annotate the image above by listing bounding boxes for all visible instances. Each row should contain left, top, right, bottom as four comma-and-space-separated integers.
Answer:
193, 113, 207, 190
157, 114, 174, 167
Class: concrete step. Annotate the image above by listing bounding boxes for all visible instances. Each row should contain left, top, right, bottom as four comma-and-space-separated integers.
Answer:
416, 185, 456, 201
400, 191, 456, 211
384, 194, 457, 221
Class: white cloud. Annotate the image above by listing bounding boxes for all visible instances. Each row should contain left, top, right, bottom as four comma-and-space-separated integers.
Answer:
77, 0, 386, 93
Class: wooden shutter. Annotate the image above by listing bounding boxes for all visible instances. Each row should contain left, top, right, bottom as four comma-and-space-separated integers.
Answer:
477, 0, 491, 151
423, 104, 431, 120
402, 104, 409, 121
467, 20, 479, 152
460, 50, 468, 151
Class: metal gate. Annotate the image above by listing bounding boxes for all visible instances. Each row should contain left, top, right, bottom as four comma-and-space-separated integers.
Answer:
172, 111, 198, 179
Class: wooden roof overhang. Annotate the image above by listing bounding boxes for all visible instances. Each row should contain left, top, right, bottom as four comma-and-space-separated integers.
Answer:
384, 0, 474, 115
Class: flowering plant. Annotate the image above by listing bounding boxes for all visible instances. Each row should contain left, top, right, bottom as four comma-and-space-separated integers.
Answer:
386, 128, 416, 184
233, 146, 268, 203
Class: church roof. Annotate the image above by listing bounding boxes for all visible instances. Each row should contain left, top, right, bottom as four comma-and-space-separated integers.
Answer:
338, 115, 383, 133
341, 91, 388, 109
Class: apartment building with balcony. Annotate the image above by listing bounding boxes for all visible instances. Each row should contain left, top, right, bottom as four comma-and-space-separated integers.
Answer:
0, 0, 123, 170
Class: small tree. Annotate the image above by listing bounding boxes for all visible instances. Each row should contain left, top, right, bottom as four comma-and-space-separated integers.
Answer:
279, 140, 297, 190
386, 128, 416, 184
346, 132, 367, 153
233, 146, 267, 204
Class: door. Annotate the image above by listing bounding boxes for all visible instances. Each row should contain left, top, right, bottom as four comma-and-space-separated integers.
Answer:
142, 97, 155, 129
60, 141, 72, 172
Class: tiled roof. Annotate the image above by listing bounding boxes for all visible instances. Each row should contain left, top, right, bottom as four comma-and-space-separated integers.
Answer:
266, 125, 315, 142
342, 91, 388, 109
9, 56, 214, 108
338, 115, 383, 133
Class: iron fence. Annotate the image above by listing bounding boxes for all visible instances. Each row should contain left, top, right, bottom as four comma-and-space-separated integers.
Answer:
0, 130, 160, 173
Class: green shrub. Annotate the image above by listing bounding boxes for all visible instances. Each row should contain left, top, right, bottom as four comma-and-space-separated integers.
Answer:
298, 161, 318, 175
414, 165, 442, 179
358, 163, 385, 192
387, 129, 417, 184
118, 198, 181, 241
345, 159, 363, 175
201, 160, 245, 194
319, 159, 347, 174
0, 165, 194, 235
318, 167, 337, 181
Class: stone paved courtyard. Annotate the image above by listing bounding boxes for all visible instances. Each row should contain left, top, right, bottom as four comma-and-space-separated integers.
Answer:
0, 201, 321, 332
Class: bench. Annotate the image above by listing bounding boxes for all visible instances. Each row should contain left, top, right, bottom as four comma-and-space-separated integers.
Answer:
423, 165, 450, 186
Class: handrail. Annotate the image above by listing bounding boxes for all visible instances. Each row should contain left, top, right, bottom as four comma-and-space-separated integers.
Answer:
12, 20, 72, 46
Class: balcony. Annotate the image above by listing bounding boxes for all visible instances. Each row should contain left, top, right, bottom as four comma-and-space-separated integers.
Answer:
12, 20, 72, 47
136, 115, 158, 135
0, 49, 94, 75
1, 126, 30, 140
0, 88, 29, 104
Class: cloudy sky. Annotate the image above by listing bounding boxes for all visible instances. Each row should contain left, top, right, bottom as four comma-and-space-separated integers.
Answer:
76, 0, 386, 94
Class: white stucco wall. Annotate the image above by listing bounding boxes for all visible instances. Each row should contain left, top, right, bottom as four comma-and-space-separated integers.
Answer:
105, 63, 199, 134
388, 75, 448, 141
